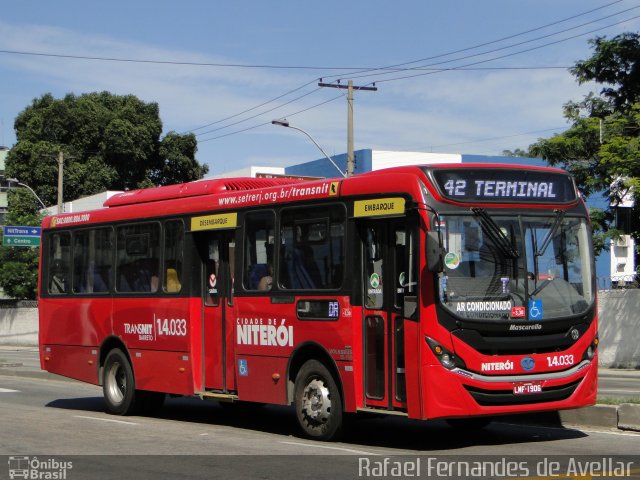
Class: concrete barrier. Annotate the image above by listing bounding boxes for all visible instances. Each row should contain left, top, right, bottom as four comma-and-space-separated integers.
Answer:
0, 307, 38, 346
598, 289, 640, 369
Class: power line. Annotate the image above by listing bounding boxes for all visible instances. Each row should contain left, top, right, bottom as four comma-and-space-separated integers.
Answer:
427, 127, 567, 150
187, 80, 320, 133
375, 12, 640, 84
1, 2, 618, 74
343, 5, 640, 84
320, 0, 625, 81
193, 85, 324, 137
189, 2, 633, 138
198, 94, 344, 143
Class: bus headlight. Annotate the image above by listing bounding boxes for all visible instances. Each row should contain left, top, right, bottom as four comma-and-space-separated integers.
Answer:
582, 336, 599, 361
425, 337, 466, 370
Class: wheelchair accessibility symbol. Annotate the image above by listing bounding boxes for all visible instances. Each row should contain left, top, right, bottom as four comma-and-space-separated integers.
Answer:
528, 300, 543, 320
238, 359, 249, 376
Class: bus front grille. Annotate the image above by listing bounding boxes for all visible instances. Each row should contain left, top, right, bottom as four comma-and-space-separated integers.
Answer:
463, 380, 581, 406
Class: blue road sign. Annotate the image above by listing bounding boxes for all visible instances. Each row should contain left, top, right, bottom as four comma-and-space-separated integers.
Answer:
3, 226, 41, 237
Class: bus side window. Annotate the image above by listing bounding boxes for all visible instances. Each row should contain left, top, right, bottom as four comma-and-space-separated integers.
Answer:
116, 223, 160, 293
163, 220, 184, 294
47, 232, 71, 295
279, 205, 346, 291
72, 228, 113, 294
243, 212, 275, 292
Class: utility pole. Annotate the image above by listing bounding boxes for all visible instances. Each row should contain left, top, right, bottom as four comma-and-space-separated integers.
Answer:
318, 80, 377, 176
57, 151, 64, 214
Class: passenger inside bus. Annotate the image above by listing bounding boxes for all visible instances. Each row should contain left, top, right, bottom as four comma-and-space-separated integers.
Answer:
49, 259, 67, 294
166, 267, 181, 293
257, 263, 273, 291
118, 259, 159, 292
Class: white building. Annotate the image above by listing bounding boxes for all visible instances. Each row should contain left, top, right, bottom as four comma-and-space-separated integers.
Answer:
42, 190, 123, 216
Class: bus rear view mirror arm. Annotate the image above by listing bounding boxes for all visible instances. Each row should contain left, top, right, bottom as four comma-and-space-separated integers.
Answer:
426, 230, 444, 273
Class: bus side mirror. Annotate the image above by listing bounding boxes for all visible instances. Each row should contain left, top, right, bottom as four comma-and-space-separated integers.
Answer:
426, 231, 444, 273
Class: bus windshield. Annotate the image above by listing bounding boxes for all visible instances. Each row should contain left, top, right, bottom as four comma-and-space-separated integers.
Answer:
437, 213, 594, 321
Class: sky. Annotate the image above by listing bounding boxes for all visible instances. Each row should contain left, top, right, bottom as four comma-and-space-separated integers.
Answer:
2, 1, 640, 177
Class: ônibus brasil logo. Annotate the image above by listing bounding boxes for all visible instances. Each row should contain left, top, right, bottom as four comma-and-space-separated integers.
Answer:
8, 456, 73, 479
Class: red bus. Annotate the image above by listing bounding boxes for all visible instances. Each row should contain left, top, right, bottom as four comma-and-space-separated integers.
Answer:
38, 164, 598, 440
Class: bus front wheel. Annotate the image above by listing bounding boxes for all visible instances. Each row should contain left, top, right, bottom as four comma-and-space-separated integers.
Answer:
294, 360, 343, 441
103, 348, 140, 415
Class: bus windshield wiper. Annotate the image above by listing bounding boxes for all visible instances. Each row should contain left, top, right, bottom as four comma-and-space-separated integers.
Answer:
471, 207, 519, 259
535, 209, 566, 257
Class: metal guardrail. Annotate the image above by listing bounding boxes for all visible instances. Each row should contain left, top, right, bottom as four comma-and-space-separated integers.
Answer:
0, 300, 38, 309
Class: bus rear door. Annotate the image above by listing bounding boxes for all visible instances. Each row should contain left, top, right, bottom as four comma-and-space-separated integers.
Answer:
198, 231, 237, 392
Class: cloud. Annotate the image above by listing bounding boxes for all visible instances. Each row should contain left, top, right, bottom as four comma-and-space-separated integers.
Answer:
0, 16, 634, 172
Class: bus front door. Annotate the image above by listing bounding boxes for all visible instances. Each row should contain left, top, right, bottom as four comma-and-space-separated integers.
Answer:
361, 219, 415, 411
199, 231, 236, 392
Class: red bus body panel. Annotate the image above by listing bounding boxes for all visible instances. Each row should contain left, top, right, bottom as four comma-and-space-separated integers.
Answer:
38, 165, 598, 425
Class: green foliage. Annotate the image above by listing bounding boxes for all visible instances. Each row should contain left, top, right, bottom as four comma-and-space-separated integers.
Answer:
2, 91, 210, 299
587, 207, 623, 257
501, 148, 532, 157
155, 132, 206, 186
527, 33, 640, 262
572, 33, 640, 111
6, 92, 209, 206
0, 190, 42, 299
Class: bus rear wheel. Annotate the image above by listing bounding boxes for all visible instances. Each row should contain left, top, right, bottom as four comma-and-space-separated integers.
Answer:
103, 348, 142, 415
294, 360, 343, 441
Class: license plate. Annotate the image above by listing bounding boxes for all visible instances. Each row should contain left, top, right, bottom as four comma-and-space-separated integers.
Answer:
513, 382, 542, 395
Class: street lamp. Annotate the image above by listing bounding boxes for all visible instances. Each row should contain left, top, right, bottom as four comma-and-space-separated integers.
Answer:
271, 119, 347, 178
1, 177, 47, 210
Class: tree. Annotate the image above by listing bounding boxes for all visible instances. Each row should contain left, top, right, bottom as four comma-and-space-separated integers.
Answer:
501, 148, 533, 157
5, 92, 209, 206
0, 189, 42, 299
572, 33, 640, 111
527, 34, 640, 260
1, 91, 210, 299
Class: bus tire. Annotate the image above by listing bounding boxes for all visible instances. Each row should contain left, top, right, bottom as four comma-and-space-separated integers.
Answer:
103, 348, 141, 415
294, 360, 343, 441
445, 417, 492, 430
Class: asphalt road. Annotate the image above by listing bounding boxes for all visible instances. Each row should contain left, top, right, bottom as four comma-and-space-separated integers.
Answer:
1, 347, 640, 479
0, 373, 640, 480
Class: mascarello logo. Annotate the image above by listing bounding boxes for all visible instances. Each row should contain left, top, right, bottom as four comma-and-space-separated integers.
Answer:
521, 357, 535, 371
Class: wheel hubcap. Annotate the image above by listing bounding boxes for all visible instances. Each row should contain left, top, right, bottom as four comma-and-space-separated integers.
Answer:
301, 378, 331, 424
106, 361, 126, 404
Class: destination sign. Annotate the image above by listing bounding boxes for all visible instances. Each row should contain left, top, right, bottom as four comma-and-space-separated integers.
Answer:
428, 168, 577, 204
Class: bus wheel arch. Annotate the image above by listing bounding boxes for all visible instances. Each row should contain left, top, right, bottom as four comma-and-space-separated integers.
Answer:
287, 343, 344, 441
287, 342, 342, 405
99, 336, 131, 386
102, 347, 139, 415
99, 337, 158, 416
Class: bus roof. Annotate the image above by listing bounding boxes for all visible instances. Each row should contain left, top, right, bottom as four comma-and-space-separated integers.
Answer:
104, 177, 306, 208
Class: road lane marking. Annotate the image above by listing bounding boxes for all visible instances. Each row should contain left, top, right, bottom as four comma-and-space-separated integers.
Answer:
74, 415, 138, 425
0, 388, 20, 393
280, 441, 379, 455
